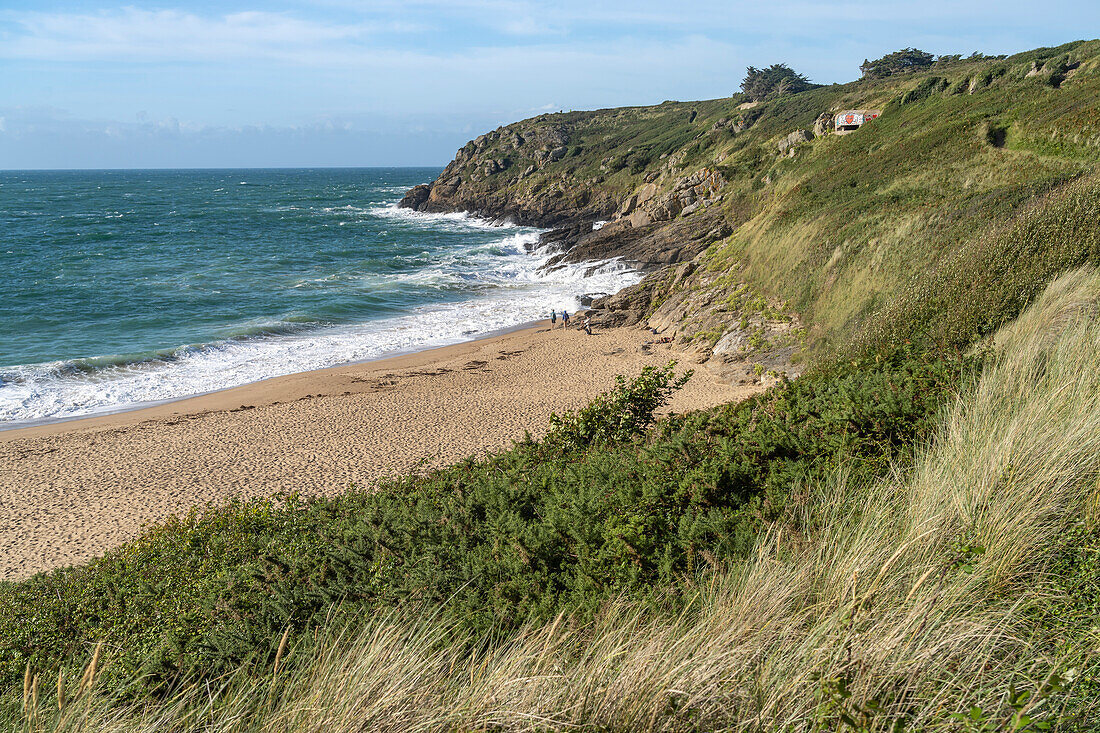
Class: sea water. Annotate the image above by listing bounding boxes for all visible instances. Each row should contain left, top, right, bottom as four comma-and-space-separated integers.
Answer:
0, 168, 639, 426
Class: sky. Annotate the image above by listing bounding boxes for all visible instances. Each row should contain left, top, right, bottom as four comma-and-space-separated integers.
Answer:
1, 1, 1097, 169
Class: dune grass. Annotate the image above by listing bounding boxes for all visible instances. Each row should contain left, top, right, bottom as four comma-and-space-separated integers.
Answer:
9, 270, 1100, 732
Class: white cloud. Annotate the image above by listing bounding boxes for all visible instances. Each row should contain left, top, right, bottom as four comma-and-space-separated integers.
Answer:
0, 1, 1080, 73
0, 5, 752, 86
304, 0, 1033, 32
0, 8, 381, 63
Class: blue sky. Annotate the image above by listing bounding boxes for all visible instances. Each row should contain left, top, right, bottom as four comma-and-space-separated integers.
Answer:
1, 1, 1097, 168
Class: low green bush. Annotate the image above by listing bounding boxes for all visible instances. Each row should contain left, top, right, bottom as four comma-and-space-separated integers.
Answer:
894, 75, 949, 104
0, 347, 976, 696
855, 174, 1100, 355
543, 361, 691, 450
1038, 523, 1100, 700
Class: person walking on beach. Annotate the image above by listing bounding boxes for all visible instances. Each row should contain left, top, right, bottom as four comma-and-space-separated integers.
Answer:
551, 309, 557, 328
562, 310, 570, 328
583, 315, 592, 335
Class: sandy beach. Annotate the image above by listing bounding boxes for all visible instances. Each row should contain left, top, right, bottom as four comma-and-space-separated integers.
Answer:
0, 323, 755, 581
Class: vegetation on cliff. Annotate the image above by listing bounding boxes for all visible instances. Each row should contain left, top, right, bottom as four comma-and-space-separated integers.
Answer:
740, 63, 817, 101
859, 47, 936, 79
400, 38, 1100, 374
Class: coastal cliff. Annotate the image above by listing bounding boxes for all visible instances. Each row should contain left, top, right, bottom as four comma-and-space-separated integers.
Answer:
400, 39, 1100, 384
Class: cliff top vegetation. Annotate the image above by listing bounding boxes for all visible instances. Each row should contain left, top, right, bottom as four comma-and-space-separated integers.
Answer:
405, 39, 1100, 364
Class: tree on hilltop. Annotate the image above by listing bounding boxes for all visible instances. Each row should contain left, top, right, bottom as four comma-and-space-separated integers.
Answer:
740, 64, 814, 102
860, 48, 935, 79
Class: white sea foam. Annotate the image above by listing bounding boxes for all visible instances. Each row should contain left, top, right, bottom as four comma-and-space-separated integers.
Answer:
370, 203, 518, 230
0, 208, 641, 426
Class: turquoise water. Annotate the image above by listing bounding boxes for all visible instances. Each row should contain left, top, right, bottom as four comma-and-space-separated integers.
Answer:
0, 168, 637, 424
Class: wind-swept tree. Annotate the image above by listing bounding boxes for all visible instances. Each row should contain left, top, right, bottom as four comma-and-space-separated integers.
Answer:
740, 64, 813, 102
860, 48, 935, 79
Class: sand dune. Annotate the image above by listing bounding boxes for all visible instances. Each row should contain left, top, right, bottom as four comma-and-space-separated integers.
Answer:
0, 323, 755, 581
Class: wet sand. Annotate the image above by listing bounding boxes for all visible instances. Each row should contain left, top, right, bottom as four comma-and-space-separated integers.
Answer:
0, 323, 757, 581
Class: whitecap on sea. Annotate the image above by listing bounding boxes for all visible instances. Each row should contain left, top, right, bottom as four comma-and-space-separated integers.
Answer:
0, 205, 641, 426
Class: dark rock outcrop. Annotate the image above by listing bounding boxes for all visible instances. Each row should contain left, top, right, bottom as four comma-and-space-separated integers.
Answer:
545, 212, 730, 269
397, 120, 613, 228
398, 184, 431, 210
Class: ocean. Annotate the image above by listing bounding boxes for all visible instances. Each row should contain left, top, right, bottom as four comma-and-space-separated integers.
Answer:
0, 168, 637, 426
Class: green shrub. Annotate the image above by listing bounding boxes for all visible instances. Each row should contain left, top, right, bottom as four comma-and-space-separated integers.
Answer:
895, 75, 949, 104
854, 175, 1100, 355
0, 348, 975, 696
543, 361, 691, 451
740, 63, 816, 101
860, 48, 935, 79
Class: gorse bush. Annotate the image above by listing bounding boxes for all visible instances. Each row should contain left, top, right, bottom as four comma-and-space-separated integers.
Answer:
0, 347, 974, 695
543, 361, 691, 450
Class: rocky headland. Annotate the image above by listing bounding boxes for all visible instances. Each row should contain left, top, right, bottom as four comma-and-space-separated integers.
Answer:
397, 112, 805, 386
398, 41, 1100, 387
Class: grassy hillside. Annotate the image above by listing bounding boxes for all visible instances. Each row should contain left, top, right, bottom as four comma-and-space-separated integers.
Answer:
411, 39, 1100, 362
5, 40, 1100, 731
